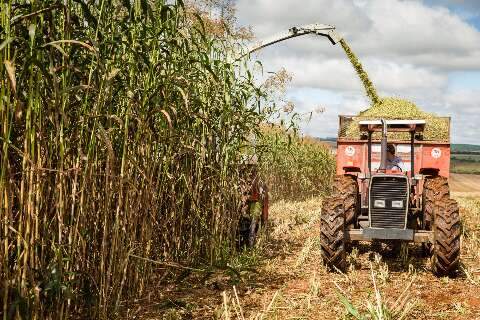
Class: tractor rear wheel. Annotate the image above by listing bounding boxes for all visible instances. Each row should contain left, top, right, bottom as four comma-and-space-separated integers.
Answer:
320, 195, 346, 271
423, 176, 450, 230
432, 198, 461, 277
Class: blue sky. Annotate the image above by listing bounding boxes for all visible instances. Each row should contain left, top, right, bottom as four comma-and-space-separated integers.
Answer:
236, 0, 480, 144
425, 0, 480, 29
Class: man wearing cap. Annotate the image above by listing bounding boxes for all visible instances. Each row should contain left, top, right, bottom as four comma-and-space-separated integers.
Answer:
386, 144, 403, 170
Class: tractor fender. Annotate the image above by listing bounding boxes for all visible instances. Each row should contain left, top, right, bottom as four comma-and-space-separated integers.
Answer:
419, 167, 440, 176
343, 166, 361, 173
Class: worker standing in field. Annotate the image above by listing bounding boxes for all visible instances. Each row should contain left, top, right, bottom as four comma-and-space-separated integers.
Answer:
238, 160, 269, 248
386, 144, 403, 170
247, 169, 269, 244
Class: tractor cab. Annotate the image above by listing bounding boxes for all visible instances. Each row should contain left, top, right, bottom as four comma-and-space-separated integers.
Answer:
358, 119, 425, 176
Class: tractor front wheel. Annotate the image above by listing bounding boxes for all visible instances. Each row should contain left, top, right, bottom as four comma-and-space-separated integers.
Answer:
320, 195, 347, 271
432, 198, 461, 277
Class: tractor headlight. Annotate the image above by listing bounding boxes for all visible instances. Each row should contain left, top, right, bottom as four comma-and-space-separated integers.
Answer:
391, 200, 403, 209
374, 200, 385, 208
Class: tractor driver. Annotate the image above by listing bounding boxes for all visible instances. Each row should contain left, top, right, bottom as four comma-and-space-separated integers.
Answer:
386, 144, 403, 171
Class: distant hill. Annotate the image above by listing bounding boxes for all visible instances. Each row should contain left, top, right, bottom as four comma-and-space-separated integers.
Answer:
316, 137, 336, 149
451, 144, 480, 154
317, 137, 337, 142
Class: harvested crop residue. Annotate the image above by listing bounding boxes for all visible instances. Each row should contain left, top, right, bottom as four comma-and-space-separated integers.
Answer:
340, 39, 379, 105
128, 195, 480, 319
342, 97, 450, 141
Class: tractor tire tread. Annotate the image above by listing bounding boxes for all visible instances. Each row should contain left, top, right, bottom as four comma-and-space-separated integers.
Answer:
331, 175, 358, 227
320, 195, 346, 271
423, 176, 449, 230
433, 198, 461, 277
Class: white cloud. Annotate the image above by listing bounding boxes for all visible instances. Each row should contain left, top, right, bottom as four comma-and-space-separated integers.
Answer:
239, 0, 480, 68
252, 54, 448, 94
361, 1, 480, 54
367, 61, 448, 93
236, 0, 480, 143
236, 0, 372, 39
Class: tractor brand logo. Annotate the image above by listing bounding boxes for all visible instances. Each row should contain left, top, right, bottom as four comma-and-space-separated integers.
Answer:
431, 148, 442, 159
345, 146, 356, 157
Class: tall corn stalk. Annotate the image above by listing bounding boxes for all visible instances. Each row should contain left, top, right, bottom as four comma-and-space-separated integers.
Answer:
0, 1, 267, 318
259, 126, 335, 201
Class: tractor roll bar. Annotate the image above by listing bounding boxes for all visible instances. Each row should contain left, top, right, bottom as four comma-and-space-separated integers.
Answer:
359, 119, 426, 174
368, 131, 372, 174
410, 131, 415, 174
379, 119, 388, 171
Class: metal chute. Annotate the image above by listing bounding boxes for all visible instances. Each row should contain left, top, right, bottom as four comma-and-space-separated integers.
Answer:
239, 23, 342, 59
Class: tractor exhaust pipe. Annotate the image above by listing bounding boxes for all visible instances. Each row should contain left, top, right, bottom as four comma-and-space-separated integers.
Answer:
379, 119, 387, 172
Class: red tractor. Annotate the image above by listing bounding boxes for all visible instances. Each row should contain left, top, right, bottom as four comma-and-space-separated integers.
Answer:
320, 117, 460, 276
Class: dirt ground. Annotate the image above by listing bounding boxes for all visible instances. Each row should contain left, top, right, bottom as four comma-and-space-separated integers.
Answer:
450, 173, 480, 194
127, 178, 480, 319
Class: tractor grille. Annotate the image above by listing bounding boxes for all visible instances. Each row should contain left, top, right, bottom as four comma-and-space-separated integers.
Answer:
370, 176, 408, 229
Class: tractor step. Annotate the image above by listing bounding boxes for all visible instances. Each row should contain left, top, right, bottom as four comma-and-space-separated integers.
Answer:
347, 228, 433, 243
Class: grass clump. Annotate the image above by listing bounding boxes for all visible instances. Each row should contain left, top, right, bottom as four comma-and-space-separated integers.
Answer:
336, 264, 417, 320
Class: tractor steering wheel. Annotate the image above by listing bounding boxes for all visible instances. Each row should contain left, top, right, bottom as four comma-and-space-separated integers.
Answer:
392, 164, 403, 172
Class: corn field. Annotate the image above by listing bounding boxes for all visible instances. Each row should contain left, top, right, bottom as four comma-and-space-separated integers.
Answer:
0, 0, 271, 318
260, 126, 335, 201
